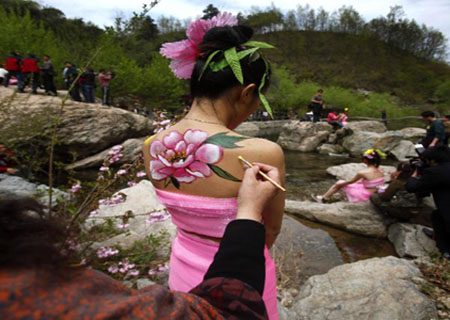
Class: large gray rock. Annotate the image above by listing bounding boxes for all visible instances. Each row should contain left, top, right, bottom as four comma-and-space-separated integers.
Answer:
285, 200, 392, 238
273, 216, 343, 288
291, 256, 437, 320
66, 137, 146, 170
342, 130, 404, 157
389, 140, 417, 161
0, 87, 154, 159
0, 174, 68, 207
388, 223, 437, 258
326, 163, 396, 181
88, 180, 176, 251
317, 144, 345, 155
400, 127, 426, 140
345, 121, 387, 133
278, 121, 332, 152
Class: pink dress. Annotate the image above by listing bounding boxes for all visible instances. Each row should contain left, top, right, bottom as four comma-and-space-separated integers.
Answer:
339, 177, 385, 202
155, 188, 279, 320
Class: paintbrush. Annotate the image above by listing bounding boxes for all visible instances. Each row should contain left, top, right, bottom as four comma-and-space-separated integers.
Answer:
238, 156, 286, 192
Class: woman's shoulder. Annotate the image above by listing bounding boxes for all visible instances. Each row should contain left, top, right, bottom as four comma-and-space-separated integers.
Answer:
231, 137, 285, 168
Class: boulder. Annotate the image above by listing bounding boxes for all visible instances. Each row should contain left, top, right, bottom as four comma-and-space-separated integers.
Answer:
87, 180, 176, 252
326, 163, 396, 181
400, 127, 426, 140
328, 133, 337, 144
66, 137, 146, 170
234, 122, 260, 136
0, 174, 68, 207
291, 256, 437, 320
273, 215, 344, 287
388, 223, 437, 258
345, 121, 387, 133
342, 130, 404, 157
389, 140, 417, 161
285, 200, 393, 238
0, 87, 154, 159
278, 121, 332, 152
317, 144, 344, 155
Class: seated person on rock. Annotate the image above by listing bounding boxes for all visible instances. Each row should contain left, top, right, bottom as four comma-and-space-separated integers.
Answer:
313, 149, 385, 203
327, 109, 343, 130
370, 162, 423, 220
0, 164, 281, 320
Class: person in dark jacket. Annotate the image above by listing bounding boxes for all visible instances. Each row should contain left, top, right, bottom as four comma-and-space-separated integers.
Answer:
310, 89, 324, 122
405, 146, 450, 258
81, 67, 96, 103
63, 62, 81, 101
4, 52, 23, 92
0, 164, 280, 320
420, 111, 446, 148
22, 54, 40, 94
41, 55, 57, 96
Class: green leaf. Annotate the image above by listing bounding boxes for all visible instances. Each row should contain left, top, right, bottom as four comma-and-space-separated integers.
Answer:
208, 164, 241, 182
224, 47, 244, 84
170, 177, 180, 189
237, 47, 259, 60
198, 50, 221, 81
242, 41, 275, 49
204, 132, 248, 148
258, 59, 273, 118
210, 58, 228, 72
249, 51, 261, 63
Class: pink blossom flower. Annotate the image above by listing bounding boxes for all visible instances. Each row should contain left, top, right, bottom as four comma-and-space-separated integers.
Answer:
127, 181, 137, 187
136, 171, 146, 178
146, 210, 170, 225
148, 263, 169, 276
100, 166, 109, 172
70, 184, 81, 193
160, 119, 171, 126
112, 145, 123, 152
149, 130, 223, 183
117, 169, 127, 175
160, 12, 238, 79
97, 247, 119, 258
89, 209, 99, 217
127, 269, 140, 277
108, 265, 119, 274
116, 223, 130, 230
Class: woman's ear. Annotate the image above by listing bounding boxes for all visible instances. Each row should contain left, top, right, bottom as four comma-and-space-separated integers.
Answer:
240, 84, 257, 103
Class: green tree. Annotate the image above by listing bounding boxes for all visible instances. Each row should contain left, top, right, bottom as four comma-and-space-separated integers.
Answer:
202, 4, 219, 20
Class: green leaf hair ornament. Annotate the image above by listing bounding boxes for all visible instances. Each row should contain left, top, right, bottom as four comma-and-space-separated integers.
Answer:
198, 41, 275, 118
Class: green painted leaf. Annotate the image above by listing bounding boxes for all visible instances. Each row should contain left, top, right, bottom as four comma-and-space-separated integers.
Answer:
242, 41, 275, 49
170, 177, 180, 189
198, 50, 221, 81
258, 59, 273, 118
210, 58, 228, 72
209, 164, 242, 182
237, 47, 259, 60
224, 47, 244, 84
204, 132, 248, 148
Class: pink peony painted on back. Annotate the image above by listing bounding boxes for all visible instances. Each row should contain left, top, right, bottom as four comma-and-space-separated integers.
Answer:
150, 130, 223, 183
160, 12, 238, 79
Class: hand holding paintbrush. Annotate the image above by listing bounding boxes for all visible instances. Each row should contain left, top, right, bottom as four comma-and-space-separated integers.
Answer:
238, 156, 286, 192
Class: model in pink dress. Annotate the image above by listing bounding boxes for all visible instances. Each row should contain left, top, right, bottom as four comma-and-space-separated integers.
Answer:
313, 149, 385, 203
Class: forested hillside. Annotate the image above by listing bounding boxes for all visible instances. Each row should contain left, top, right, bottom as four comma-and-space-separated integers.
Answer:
1, 0, 449, 115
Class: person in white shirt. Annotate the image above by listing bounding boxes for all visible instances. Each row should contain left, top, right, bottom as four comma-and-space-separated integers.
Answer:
0, 64, 8, 85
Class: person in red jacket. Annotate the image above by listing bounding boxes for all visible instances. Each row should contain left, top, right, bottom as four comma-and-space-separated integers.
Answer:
0, 142, 17, 175
4, 52, 23, 92
22, 54, 40, 94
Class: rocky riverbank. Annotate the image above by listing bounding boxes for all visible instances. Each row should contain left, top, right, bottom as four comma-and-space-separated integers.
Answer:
278, 120, 426, 161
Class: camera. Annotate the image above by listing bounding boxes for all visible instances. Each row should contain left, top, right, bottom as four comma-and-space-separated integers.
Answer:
408, 144, 429, 175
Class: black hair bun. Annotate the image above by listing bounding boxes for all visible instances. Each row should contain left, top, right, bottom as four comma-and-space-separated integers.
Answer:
200, 26, 253, 55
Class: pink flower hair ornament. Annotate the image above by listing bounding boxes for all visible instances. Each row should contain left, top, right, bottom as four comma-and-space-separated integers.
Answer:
149, 129, 248, 188
160, 12, 275, 118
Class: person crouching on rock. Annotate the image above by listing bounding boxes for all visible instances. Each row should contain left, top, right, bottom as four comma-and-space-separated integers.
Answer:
370, 162, 424, 220
313, 149, 385, 203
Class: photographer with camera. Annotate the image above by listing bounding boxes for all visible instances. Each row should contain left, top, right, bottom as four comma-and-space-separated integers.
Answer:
405, 146, 450, 258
